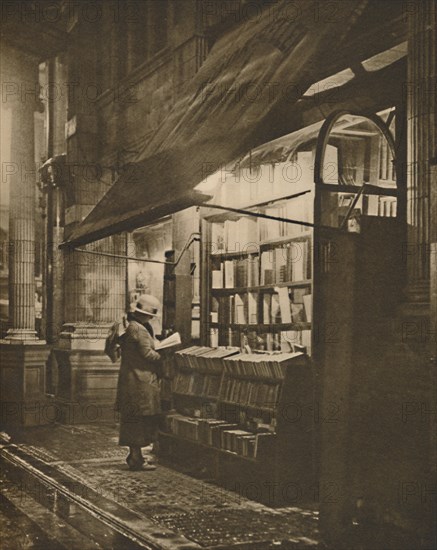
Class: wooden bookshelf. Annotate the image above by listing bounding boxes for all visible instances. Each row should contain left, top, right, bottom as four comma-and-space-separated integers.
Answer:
203, 190, 315, 353
159, 346, 313, 504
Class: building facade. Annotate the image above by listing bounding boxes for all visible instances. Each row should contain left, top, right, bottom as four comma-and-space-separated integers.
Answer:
1, 1, 435, 548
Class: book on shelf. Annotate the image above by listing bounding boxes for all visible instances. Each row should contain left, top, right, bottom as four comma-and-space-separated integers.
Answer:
291, 302, 305, 322
290, 242, 305, 282
209, 329, 219, 347
260, 250, 275, 285
211, 423, 239, 448
276, 287, 292, 324
248, 292, 258, 324
212, 267, 223, 289
260, 240, 310, 285
224, 260, 235, 288
234, 293, 247, 324
174, 345, 240, 372
221, 429, 254, 453
211, 222, 225, 253
222, 351, 304, 380
263, 294, 271, 324
248, 255, 260, 286
271, 293, 281, 323
303, 294, 312, 322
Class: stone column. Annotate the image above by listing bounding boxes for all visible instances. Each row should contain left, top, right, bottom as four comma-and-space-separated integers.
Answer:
406, 1, 436, 290
53, 17, 126, 424
0, 45, 50, 427
5, 52, 38, 341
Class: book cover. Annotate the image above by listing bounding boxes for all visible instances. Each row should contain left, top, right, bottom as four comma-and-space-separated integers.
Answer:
212, 267, 223, 289
303, 294, 312, 322
276, 287, 292, 324
155, 332, 182, 350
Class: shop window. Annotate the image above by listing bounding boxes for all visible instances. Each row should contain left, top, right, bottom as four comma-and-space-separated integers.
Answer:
196, 110, 397, 349
127, 218, 172, 336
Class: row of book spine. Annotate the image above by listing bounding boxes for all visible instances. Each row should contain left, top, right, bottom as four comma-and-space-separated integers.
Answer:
262, 291, 312, 324
221, 377, 281, 408
209, 196, 313, 254
209, 328, 312, 355
260, 240, 311, 285
212, 291, 311, 326
212, 293, 258, 325
212, 256, 260, 289
164, 413, 274, 458
210, 218, 258, 254
258, 196, 312, 241
173, 372, 221, 398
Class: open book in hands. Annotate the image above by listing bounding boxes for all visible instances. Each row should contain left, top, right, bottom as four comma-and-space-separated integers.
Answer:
155, 332, 181, 351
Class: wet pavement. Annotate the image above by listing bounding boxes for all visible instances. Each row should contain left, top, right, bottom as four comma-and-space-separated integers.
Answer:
0, 423, 321, 549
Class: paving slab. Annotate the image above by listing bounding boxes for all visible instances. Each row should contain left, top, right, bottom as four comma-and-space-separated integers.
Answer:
1, 424, 321, 549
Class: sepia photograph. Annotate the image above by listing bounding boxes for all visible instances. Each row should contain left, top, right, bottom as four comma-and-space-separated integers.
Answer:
0, 1, 436, 548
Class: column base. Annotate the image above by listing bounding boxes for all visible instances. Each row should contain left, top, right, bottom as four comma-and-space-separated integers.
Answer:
53, 323, 120, 425
0, 339, 51, 427
5, 328, 38, 342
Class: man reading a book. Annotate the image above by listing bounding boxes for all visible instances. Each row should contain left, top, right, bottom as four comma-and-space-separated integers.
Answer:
115, 294, 163, 471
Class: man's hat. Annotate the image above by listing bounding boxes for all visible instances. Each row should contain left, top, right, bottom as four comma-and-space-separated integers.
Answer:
133, 294, 160, 317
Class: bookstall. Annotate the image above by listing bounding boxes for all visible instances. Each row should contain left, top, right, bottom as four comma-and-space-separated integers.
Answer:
160, 346, 312, 505
159, 109, 402, 504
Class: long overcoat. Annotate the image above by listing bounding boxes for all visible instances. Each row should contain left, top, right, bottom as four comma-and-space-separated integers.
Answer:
115, 320, 162, 418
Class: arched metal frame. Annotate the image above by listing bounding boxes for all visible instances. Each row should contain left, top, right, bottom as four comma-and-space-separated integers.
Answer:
311, 109, 399, 368
314, 110, 397, 186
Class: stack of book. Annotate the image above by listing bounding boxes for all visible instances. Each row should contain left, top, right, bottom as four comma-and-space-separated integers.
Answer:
164, 415, 273, 459
174, 346, 240, 374
165, 413, 199, 441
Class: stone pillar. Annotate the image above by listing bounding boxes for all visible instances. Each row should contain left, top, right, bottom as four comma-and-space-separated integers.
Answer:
53, 18, 126, 424
406, 1, 436, 290
5, 55, 38, 341
405, 4, 437, 484
0, 46, 50, 428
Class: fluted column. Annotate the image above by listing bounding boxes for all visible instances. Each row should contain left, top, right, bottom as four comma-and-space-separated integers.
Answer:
406, 1, 436, 286
0, 45, 50, 427
3, 48, 39, 341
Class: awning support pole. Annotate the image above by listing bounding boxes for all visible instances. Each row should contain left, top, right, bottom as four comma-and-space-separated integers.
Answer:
73, 248, 174, 265
73, 232, 201, 266
203, 203, 336, 231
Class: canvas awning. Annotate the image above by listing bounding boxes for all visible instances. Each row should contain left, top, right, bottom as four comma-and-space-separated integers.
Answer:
62, 0, 406, 249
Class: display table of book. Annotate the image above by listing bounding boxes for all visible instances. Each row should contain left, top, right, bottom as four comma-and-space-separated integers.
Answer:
159, 346, 314, 505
